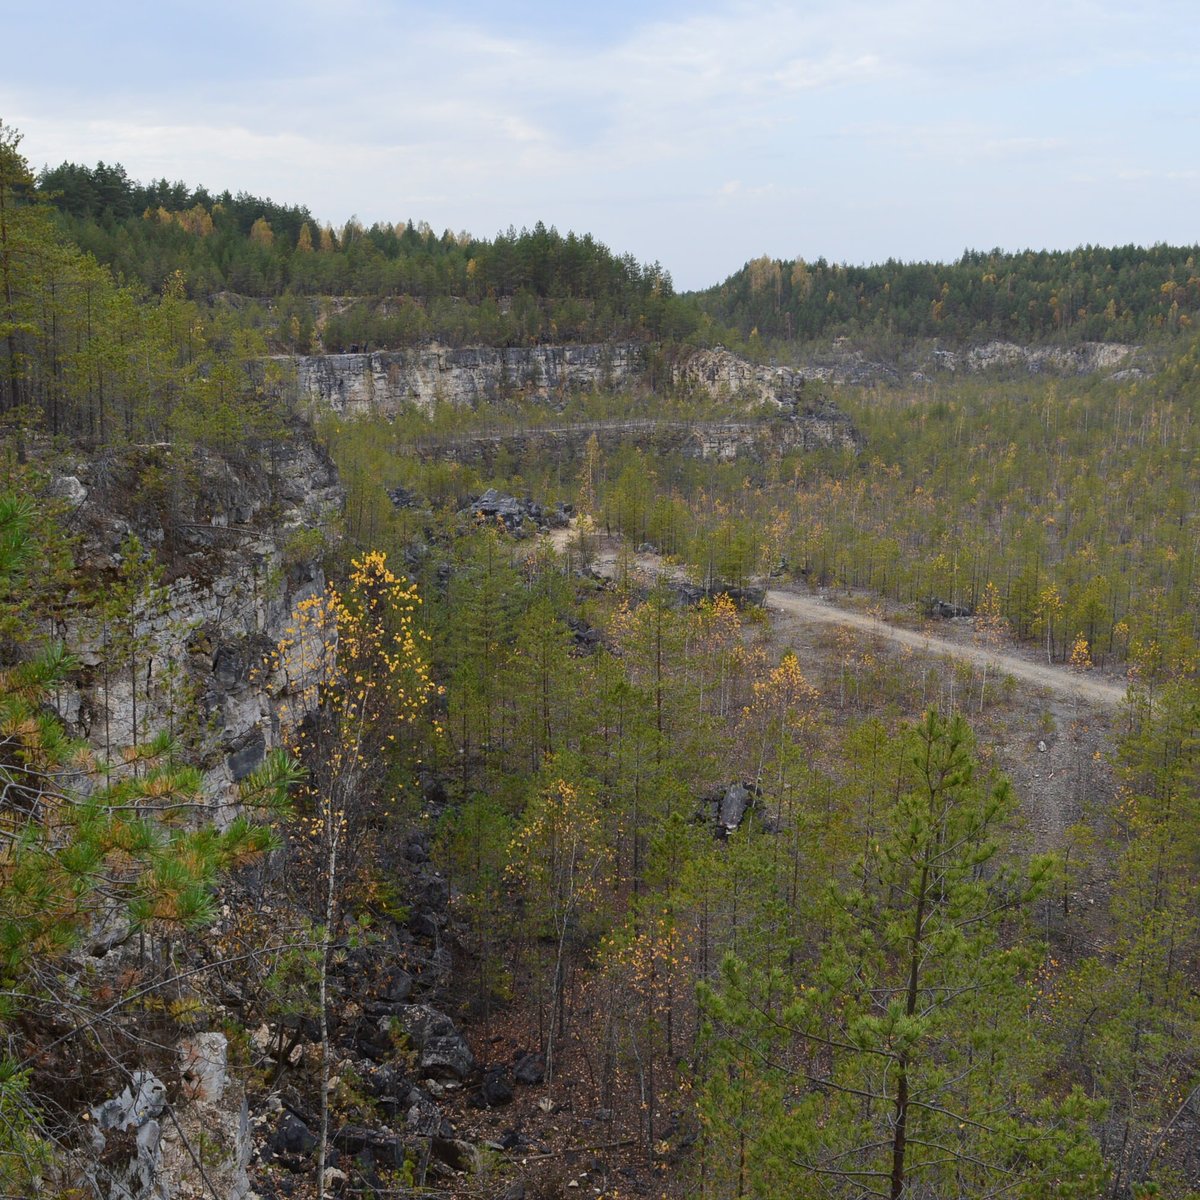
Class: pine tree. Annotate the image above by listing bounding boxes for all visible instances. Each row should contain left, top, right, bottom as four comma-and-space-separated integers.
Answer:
699, 710, 1104, 1199
1059, 676, 1200, 1197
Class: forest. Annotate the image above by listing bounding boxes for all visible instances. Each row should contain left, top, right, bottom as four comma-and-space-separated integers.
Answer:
697, 247, 1200, 349
3, 118, 1200, 1198
33, 157, 1200, 356
35, 159, 699, 349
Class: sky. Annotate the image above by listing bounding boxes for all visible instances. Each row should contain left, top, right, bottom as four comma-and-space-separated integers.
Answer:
3, 0, 1198, 291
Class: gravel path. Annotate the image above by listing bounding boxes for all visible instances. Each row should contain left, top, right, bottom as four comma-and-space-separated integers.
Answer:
551, 527, 1128, 711
763, 587, 1128, 709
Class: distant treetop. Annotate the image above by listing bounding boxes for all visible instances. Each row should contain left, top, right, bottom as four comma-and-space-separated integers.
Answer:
36, 157, 1200, 350
696, 245, 1200, 345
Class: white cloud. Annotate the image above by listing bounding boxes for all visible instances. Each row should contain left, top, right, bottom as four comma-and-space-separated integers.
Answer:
5, 0, 1200, 288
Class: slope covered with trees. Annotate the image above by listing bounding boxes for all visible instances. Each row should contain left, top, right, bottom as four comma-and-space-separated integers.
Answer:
698, 247, 1200, 348
2, 129, 296, 446
7, 113, 1200, 1197
321, 396, 1200, 1196
46, 156, 1200, 359
36, 159, 700, 348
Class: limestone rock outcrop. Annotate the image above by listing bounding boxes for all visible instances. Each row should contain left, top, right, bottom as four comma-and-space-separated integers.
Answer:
289, 341, 851, 418
287, 338, 1141, 425
939, 340, 1138, 376
86, 1072, 168, 1200
51, 424, 342, 812
291, 343, 645, 416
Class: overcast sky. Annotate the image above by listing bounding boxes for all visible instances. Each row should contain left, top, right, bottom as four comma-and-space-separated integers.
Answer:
4, 0, 1197, 290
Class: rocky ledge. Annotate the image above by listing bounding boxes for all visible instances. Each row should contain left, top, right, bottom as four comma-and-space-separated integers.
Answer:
290, 343, 646, 416
49, 423, 343, 812
289, 341, 855, 418
287, 337, 1145, 421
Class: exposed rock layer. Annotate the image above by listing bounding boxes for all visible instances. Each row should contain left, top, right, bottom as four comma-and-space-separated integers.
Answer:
292, 344, 646, 416
52, 425, 342, 812
288, 338, 1142, 419
418, 412, 859, 470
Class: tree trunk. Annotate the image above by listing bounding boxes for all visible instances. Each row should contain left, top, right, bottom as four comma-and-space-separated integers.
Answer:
316, 812, 340, 1198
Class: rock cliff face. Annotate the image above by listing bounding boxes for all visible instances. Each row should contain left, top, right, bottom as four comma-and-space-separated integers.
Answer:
52, 425, 342, 813
671, 345, 826, 404
773, 339, 1140, 385
290, 342, 852, 417
288, 337, 1142, 420
420, 412, 859, 472
291, 343, 647, 416
43, 427, 500, 1199
929, 340, 1139, 376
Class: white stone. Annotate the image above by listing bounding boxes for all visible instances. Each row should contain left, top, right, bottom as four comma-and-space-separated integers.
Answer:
179, 1032, 228, 1103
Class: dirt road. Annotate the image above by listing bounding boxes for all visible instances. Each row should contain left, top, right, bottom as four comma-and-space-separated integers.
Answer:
551, 528, 1128, 711
762, 588, 1128, 708
547, 527, 1124, 851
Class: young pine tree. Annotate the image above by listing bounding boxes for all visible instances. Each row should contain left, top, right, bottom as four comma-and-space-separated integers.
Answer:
699, 710, 1104, 1199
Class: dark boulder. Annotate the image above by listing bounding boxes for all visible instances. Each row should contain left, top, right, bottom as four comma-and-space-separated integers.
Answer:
396, 1005, 475, 1080
461, 489, 565, 535
332, 1125, 407, 1169
568, 617, 605, 655
718, 783, 753, 833
388, 485, 421, 509
405, 1086, 456, 1139
349, 1017, 395, 1062
480, 1067, 514, 1107
513, 1052, 545, 1085
431, 1137, 486, 1173
269, 1112, 318, 1160
668, 581, 765, 611
409, 910, 441, 939
419, 773, 447, 808
466, 488, 526, 531
417, 868, 450, 911
926, 597, 972, 619
360, 1062, 408, 1118
385, 968, 414, 1003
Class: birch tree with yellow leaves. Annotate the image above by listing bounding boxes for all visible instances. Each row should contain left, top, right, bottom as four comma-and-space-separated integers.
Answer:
507, 763, 611, 1085
274, 550, 438, 1194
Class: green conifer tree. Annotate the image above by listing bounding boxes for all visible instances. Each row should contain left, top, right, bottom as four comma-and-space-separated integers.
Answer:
699, 710, 1104, 1199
